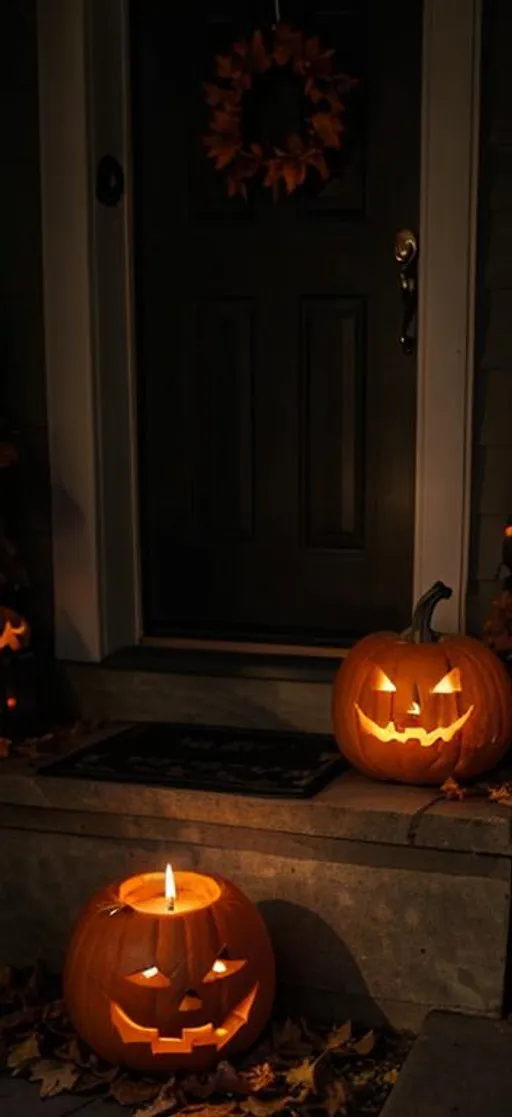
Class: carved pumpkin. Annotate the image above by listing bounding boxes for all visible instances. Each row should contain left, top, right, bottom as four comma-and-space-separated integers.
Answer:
64, 869, 275, 1072
333, 582, 512, 784
0, 606, 30, 653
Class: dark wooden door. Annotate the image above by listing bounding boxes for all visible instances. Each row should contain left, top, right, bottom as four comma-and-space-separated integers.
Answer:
130, 0, 421, 642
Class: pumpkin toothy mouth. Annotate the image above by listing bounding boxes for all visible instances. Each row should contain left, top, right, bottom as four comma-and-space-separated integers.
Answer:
111, 984, 259, 1054
355, 704, 474, 748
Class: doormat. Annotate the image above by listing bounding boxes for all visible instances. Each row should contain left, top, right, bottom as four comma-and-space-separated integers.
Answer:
40, 723, 344, 798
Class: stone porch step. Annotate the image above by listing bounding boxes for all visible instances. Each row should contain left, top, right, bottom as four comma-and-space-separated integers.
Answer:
0, 727, 511, 1030
381, 1011, 512, 1117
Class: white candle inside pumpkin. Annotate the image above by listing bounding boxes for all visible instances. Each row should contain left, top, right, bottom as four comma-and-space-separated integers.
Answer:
118, 869, 221, 916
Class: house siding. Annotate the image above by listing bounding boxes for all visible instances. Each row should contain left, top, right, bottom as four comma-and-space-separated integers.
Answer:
0, 0, 53, 647
467, 0, 512, 634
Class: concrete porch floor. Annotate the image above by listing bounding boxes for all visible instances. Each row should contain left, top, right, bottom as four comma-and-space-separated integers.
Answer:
0, 725, 511, 1030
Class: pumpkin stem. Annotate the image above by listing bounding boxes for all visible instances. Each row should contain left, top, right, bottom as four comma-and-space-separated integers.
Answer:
407, 581, 453, 643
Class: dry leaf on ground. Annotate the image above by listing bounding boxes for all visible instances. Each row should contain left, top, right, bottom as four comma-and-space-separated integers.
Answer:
489, 784, 512, 807
285, 1051, 330, 1094
242, 1062, 276, 1092
325, 1022, 352, 1051
299, 1019, 326, 1053
181, 1104, 238, 1117
323, 1076, 349, 1116
76, 1068, 119, 1093
30, 1058, 81, 1098
0, 1005, 41, 1032
7, 1033, 40, 1070
182, 1060, 249, 1098
133, 1077, 179, 1117
110, 1076, 161, 1106
440, 777, 467, 800
352, 1031, 375, 1056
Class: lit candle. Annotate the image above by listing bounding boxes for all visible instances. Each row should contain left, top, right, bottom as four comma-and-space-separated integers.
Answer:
165, 863, 176, 911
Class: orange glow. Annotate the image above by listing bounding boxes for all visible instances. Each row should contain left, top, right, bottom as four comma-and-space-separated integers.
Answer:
111, 984, 259, 1054
212, 959, 227, 974
505, 525, 512, 538
355, 703, 473, 748
118, 871, 221, 916
432, 667, 462, 694
6, 696, 16, 709
374, 668, 396, 692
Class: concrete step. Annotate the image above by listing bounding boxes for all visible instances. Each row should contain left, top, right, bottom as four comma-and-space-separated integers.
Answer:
381, 1011, 512, 1117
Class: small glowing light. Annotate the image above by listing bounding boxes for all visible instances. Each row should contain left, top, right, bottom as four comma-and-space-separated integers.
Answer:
407, 701, 421, 716
165, 864, 176, 910
432, 667, 462, 694
142, 966, 159, 979
216, 1027, 228, 1036
505, 525, 512, 538
212, 959, 227, 974
375, 669, 396, 693
6, 696, 16, 709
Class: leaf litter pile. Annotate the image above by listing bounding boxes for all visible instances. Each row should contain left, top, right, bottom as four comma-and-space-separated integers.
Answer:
0, 963, 412, 1115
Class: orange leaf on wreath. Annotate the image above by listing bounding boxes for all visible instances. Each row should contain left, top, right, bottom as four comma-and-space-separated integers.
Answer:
202, 83, 241, 109
273, 24, 303, 66
295, 36, 335, 78
249, 30, 270, 73
215, 54, 235, 79
311, 111, 344, 148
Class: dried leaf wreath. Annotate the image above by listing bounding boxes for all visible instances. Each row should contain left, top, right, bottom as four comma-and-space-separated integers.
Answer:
203, 23, 358, 200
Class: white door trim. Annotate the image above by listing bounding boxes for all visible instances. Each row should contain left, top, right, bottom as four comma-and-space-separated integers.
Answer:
37, 0, 482, 661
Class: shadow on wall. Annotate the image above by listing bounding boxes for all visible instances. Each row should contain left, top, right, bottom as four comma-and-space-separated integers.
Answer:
259, 899, 389, 1028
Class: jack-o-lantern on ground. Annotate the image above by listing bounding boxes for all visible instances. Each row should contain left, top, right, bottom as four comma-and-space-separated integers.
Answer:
333, 581, 512, 785
64, 866, 275, 1073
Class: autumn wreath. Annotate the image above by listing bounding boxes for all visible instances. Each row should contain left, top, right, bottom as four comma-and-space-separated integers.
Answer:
203, 23, 357, 200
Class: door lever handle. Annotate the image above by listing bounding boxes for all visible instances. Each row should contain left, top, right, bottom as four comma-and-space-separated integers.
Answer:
395, 229, 418, 355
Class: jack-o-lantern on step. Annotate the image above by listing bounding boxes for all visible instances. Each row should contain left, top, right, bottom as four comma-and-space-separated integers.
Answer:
333, 581, 512, 785
64, 866, 275, 1073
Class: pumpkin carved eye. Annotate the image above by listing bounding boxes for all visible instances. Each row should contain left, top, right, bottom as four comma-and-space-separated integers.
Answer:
374, 668, 396, 693
203, 949, 247, 983
432, 668, 462, 694
126, 966, 170, 988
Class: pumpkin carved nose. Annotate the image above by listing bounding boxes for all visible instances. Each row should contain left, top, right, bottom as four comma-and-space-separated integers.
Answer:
407, 700, 421, 716
179, 990, 203, 1011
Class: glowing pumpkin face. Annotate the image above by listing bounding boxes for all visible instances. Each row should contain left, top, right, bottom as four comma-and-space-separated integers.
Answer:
333, 581, 512, 784
64, 871, 275, 1072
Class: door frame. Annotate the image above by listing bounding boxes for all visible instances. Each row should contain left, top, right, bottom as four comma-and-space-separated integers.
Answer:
37, 0, 482, 662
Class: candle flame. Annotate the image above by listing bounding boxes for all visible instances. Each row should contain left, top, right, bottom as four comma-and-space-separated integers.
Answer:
212, 959, 227, 974
165, 863, 176, 902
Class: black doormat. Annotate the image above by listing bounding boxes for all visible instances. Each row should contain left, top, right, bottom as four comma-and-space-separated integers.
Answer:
40, 723, 344, 798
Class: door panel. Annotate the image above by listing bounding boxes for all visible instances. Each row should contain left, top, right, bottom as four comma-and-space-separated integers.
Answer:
130, 0, 422, 640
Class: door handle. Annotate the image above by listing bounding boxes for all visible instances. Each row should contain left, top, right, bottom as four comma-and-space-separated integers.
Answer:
395, 229, 418, 355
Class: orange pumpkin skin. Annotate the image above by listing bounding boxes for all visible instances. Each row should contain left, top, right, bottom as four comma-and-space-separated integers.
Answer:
64, 871, 275, 1073
333, 583, 512, 785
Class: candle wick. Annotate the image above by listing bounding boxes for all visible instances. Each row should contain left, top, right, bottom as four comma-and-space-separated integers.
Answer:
167, 896, 175, 912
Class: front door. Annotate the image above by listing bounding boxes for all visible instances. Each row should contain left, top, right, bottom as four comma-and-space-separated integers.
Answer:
130, 0, 422, 643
